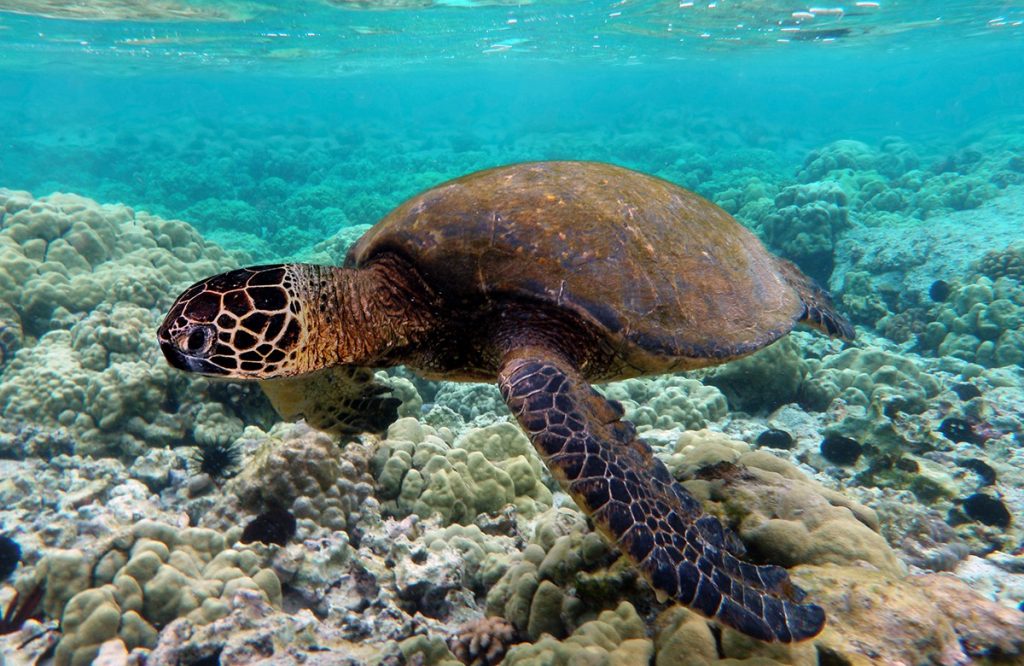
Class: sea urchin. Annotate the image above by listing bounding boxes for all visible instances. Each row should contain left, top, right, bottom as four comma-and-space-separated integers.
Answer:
191, 440, 242, 481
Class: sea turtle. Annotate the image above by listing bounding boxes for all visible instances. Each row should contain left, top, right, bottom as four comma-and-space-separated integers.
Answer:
158, 161, 854, 642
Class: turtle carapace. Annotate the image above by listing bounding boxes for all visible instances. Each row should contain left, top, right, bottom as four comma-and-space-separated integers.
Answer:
158, 161, 854, 642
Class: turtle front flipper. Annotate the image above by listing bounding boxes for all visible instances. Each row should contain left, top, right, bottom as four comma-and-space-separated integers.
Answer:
260, 365, 400, 435
497, 347, 826, 642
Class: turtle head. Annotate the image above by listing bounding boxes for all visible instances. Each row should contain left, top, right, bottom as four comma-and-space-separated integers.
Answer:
158, 265, 311, 379
160, 260, 430, 380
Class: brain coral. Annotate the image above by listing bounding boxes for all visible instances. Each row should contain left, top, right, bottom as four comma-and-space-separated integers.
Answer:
0, 302, 21, 374
0, 190, 275, 458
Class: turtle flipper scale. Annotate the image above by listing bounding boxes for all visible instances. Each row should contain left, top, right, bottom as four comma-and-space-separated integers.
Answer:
498, 348, 825, 643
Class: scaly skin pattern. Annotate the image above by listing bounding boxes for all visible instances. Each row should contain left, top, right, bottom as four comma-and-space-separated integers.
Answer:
157, 259, 436, 378
498, 346, 826, 642
158, 264, 307, 377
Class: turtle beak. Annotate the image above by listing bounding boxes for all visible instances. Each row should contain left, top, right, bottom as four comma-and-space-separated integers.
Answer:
158, 339, 231, 376
159, 337, 195, 372
156, 323, 182, 368
158, 334, 185, 370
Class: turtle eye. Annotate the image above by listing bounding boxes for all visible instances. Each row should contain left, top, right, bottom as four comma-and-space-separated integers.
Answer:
181, 327, 212, 354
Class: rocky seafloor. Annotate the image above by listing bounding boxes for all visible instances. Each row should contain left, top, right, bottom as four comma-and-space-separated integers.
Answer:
1, 133, 1024, 665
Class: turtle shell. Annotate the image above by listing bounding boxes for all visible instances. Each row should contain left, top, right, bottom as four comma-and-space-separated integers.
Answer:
346, 161, 803, 366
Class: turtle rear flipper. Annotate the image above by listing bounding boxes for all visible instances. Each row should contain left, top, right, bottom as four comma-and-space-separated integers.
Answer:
260, 365, 400, 435
774, 257, 855, 341
498, 346, 826, 642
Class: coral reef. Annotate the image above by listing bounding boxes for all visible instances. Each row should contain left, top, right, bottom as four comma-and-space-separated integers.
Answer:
205, 421, 381, 547
704, 336, 809, 413
145, 590, 362, 666
429, 374, 727, 434
0, 190, 234, 334
485, 507, 630, 641
3, 123, 1024, 665
798, 138, 1003, 222
477, 430, 1024, 665
666, 430, 902, 575
975, 241, 1024, 283
430, 383, 509, 426
918, 275, 1024, 368
0, 190, 275, 458
4, 392, 1021, 665
794, 564, 1024, 664
832, 186, 1024, 335
0, 617, 58, 661
0, 303, 21, 375
32, 520, 280, 666
799, 346, 940, 415
502, 601, 652, 666
760, 180, 849, 283
371, 418, 554, 524
839, 270, 893, 327
600, 375, 728, 432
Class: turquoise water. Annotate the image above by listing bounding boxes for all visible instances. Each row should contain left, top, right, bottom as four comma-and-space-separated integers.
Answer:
2, 2, 1024, 663
1, 2, 1022, 257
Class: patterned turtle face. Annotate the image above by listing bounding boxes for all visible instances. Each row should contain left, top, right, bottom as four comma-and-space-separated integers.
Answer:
158, 265, 303, 378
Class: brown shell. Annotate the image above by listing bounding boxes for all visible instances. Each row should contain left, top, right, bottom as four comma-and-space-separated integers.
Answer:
347, 161, 803, 363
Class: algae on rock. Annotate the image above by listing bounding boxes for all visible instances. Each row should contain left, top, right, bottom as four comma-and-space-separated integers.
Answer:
667, 430, 902, 575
